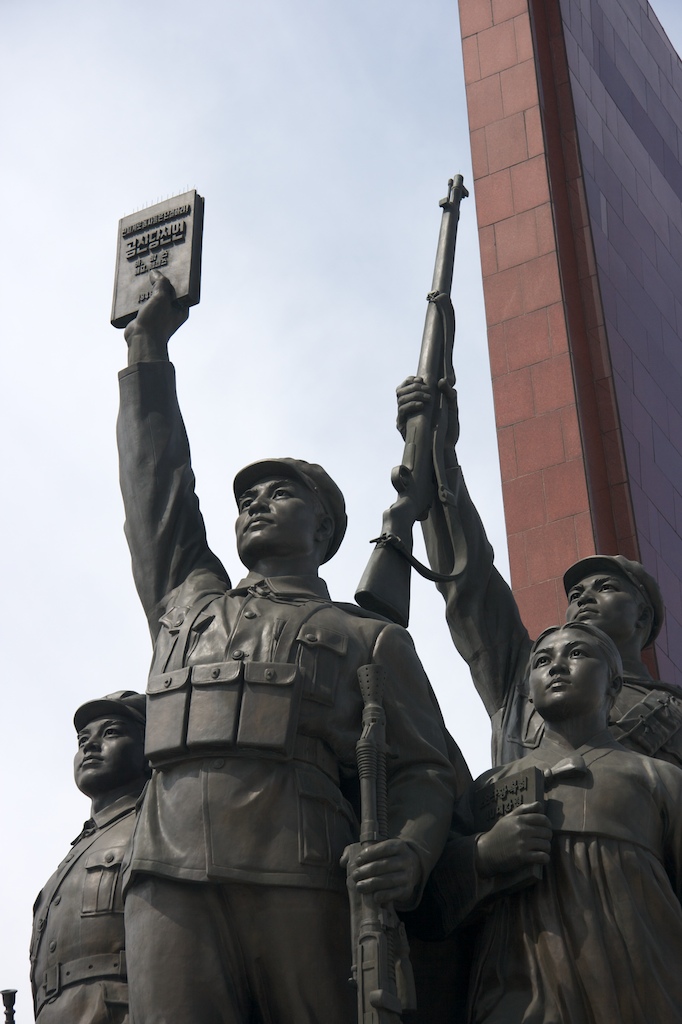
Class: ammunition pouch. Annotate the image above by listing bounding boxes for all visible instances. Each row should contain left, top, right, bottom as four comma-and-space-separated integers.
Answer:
611, 691, 682, 757
145, 661, 301, 763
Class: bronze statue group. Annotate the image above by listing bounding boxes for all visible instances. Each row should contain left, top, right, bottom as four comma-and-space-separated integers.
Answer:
31, 273, 682, 1024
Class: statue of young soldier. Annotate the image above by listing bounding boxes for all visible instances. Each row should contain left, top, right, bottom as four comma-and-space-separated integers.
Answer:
396, 377, 682, 767
116, 272, 461, 1024
30, 691, 148, 1024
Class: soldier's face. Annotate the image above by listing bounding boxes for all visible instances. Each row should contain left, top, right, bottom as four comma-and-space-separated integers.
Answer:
564, 572, 646, 647
235, 476, 325, 568
74, 716, 147, 798
529, 628, 616, 722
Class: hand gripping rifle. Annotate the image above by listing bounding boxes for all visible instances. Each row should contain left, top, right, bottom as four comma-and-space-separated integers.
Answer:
355, 175, 468, 627
346, 665, 416, 1024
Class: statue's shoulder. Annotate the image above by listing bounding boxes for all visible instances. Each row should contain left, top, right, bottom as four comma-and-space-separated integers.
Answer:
332, 600, 392, 623
621, 674, 682, 700
328, 601, 405, 634
159, 568, 231, 623
315, 600, 403, 642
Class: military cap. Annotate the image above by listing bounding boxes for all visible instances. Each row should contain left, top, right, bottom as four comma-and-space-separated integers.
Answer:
563, 554, 664, 648
74, 690, 147, 732
233, 457, 347, 563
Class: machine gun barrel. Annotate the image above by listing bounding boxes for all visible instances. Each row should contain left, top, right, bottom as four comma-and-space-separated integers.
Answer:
347, 666, 416, 1024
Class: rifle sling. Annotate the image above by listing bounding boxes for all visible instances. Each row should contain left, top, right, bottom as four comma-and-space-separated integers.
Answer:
368, 532, 460, 584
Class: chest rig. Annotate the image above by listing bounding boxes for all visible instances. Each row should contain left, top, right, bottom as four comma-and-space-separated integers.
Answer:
145, 589, 335, 765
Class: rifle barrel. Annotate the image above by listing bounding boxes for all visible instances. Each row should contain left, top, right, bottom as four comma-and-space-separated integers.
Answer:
430, 175, 468, 298
355, 175, 468, 626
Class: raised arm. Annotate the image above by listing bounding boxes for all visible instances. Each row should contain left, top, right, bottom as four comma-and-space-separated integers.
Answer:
117, 272, 229, 636
397, 377, 531, 720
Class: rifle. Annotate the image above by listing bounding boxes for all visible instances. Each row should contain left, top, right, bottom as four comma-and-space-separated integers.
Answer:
355, 175, 468, 626
346, 665, 416, 1024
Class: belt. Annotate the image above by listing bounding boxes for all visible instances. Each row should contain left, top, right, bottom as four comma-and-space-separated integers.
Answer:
156, 736, 340, 784
37, 951, 126, 1016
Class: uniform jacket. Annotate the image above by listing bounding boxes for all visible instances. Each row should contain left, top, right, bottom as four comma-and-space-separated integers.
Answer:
117, 361, 456, 897
467, 734, 682, 1024
421, 462, 682, 767
30, 794, 135, 1019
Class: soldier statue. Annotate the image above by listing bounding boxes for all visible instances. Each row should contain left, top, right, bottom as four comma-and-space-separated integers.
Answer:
30, 691, 147, 1024
116, 271, 462, 1024
396, 376, 682, 767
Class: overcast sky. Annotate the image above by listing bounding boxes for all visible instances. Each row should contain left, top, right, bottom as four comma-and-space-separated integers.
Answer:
1, 0, 681, 1010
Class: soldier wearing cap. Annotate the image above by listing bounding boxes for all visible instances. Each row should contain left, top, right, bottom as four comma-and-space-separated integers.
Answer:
396, 377, 682, 767
116, 273, 459, 1024
30, 691, 147, 1024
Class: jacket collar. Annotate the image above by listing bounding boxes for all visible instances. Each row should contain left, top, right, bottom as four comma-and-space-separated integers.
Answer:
537, 727, 622, 764
232, 572, 331, 602
91, 789, 142, 830
71, 789, 140, 846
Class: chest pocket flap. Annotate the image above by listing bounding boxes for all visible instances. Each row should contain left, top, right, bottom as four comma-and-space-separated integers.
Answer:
296, 626, 348, 706
82, 846, 126, 916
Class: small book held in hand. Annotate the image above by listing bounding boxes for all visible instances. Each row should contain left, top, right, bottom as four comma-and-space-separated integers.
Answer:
473, 766, 545, 891
111, 189, 204, 328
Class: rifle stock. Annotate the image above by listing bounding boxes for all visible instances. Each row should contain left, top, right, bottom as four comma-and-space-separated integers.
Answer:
356, 176, 468, 626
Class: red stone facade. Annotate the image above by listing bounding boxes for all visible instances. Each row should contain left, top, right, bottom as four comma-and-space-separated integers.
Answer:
459, 0, 682, 682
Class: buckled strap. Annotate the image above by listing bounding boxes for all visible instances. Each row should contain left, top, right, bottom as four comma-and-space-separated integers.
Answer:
368, 533, 461, 583
293, 735, 339, 784
611, 692, 682, 753
38, 951, 126, 1015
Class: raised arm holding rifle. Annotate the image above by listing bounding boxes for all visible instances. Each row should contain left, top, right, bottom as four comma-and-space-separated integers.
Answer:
389, 239, 682, 770
394, 373, 682, 769
356, 174, 469, 628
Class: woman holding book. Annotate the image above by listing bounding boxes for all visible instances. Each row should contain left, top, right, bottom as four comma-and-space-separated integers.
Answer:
463, 620, 682, 1023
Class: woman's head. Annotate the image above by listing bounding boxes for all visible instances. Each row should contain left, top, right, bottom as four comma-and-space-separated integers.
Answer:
528, 622, 623, 725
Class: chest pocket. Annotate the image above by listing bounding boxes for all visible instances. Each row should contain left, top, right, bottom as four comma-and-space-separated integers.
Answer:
296, 626, 348, 706
82, 846, 126, 916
